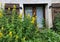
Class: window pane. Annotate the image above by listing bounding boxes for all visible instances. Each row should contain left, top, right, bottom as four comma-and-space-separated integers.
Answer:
25, 7, 32, 17
36, 7, 43, 28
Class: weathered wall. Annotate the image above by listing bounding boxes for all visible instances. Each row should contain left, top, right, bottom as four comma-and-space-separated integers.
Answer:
52, 0, 60, 3
0, 0, 60, 28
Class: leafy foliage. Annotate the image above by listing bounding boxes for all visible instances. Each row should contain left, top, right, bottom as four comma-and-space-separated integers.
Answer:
39, 29, 60, 42
0, 4, 60, 42
53, 13, 60, 34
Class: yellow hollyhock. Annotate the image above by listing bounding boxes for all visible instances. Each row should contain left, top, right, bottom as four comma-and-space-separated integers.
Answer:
12, 8, 16, 11
1, 26, 4, 30
19, 14, 22, 18
32, 17, 35, 21
13, 5, 16, 9
23, 37, 25, 40
21, 37, 26, 42
8, 8, 10, 11
9, 31, 12, 37
0, 13, 3, 18
27, 14, 31, 18
0, 32, 3, 38
12, 5, 16, 11
31, 21, 34, 24
15, 35, 19, 40
31, 17, 35, 24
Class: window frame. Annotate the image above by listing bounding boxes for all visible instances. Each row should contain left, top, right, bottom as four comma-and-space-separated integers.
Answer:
23, 4, 46, 27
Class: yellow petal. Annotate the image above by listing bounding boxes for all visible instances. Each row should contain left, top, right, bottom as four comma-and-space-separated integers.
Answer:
0, 13, 3, 18
8, 8, 10, 10
9, 31, 12, 37
13, 5, 16, 9
15, 35, 19, 39
1, 26, 4, 30
27, 14, 31, 18
19, 14, 22, 18
0, 32, 3, 38
32, 17, 35, 21
31, 20, 34, 24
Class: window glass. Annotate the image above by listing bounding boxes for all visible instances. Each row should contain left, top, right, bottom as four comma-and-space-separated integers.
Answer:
25, 7, 32, 17
36, 7, 43, 28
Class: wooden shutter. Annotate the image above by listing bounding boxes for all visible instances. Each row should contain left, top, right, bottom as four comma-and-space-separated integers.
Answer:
52, 3, 60, 21
5, 3, 20, 14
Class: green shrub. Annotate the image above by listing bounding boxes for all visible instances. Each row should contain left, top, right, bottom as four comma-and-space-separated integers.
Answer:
0, 7, 40, 42
39, 29, 60, 42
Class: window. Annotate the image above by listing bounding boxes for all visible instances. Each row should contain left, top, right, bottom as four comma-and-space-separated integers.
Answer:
24, 4, 45, 28
36, 7, 43, 28
25, 7, 32, 17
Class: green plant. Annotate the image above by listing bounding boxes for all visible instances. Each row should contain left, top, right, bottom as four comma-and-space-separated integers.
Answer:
40, 29, 60, 42
0, 5, 40, 42
0, 4, 60, 42
53, 13, 60, 34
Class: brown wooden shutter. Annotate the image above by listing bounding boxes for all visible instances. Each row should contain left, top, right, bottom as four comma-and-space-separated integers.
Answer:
52, 3, 60, 21
5, 3, 20, 14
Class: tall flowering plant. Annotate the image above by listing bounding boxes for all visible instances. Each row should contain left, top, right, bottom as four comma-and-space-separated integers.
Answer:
0, 4, 40, 42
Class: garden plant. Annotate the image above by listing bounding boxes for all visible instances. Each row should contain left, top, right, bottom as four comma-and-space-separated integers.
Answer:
0, 4, 60, 42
